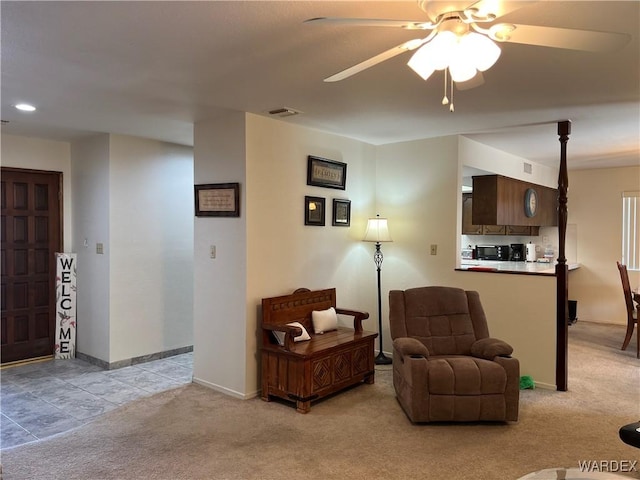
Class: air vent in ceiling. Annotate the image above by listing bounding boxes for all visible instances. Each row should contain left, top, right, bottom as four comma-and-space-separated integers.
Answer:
268, 107, 302, 118
523, 162, 533, 174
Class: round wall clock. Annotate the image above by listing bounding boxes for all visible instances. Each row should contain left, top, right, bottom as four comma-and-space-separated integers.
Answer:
524, 188, 538, 217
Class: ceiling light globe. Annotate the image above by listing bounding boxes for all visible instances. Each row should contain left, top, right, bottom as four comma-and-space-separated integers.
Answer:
407, 44, 436, 80
429, 31, 458, 70
449, 62, 476, 83
449, 47, 477, 83
462, 32, 501, 72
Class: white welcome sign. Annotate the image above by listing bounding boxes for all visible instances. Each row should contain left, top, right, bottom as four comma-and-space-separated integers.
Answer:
55, 253, 77, 359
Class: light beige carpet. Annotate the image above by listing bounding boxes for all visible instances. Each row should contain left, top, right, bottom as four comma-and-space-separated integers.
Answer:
1, 321, 638, 480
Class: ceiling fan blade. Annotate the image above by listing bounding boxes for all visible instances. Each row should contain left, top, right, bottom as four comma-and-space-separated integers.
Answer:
304, 17, 435, 30
456, 72, 485, 90
497, 24, 631, 52
324, 38, 431, 82
465, 0, 538, 20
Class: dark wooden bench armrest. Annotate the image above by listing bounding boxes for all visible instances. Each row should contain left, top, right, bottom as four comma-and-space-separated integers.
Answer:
335, 308, 369, 333
263, 323, 304, 351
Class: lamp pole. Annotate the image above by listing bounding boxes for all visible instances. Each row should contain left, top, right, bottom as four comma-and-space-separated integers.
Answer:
373, 241, 391, 365
363, 215, 392, 365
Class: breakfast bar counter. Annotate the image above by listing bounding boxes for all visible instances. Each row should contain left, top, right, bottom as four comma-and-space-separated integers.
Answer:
457, 260, 581, 276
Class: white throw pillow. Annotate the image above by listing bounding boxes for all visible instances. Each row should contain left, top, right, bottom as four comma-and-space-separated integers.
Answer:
272, 321, 311, 345
312, 307, 338, 334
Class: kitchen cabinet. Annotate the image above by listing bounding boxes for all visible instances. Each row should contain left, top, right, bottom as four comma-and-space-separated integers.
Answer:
482, 224, 506, 235
462, 193, 540, 236
506, 225, 540, 236
472, 175, 558, 227
462, 193, 483, 234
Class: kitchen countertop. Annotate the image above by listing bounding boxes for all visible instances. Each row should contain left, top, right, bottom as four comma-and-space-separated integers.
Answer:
457, 260, 581, 276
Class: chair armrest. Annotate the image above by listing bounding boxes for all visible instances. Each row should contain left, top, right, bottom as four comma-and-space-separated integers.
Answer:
335, 308, 369, 333
393, 337, 430, 360
471, 337, 513, 360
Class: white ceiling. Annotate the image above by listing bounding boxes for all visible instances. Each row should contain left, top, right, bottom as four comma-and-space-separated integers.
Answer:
1, 1, 639, 170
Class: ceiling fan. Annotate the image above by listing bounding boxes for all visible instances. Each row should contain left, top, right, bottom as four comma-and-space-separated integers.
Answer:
305, 0, 631, 111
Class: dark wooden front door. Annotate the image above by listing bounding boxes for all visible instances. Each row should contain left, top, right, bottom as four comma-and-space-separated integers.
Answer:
1, 168, 62, 364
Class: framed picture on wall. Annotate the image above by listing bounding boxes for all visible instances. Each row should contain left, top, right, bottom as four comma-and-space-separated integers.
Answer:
307, 156, 347, 190
304, 196, 326, 226
332, 199, 351, 227
194, 183, 240, 217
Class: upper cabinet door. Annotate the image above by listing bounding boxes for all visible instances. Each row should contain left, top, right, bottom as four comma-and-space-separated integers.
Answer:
462, 193, 483, 235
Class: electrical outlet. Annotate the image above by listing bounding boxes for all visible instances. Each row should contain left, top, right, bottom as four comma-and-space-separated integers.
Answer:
96, 243, 104, 254
210, 245, 216, 259
430, 244, 437, 255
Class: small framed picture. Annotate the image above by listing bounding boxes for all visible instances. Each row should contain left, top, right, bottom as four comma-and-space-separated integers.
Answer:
304, 196, 326, 226
307, 156, 347, 190
332, 199, 351, 227
194, 183, 240, 217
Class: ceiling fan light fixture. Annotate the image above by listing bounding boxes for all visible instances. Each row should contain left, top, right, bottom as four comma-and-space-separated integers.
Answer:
460, 32, 501, 72
430, 30, 458, 69
407, 44, 436, 80
407, 30, 458, 79
449, 57, 476, 83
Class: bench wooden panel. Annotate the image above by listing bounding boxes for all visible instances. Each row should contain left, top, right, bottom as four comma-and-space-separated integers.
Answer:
260, 288, 377, 413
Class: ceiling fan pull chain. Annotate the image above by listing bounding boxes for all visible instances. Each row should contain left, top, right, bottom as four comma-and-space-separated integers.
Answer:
442, 68, 449, 106
449, 73, 455, 112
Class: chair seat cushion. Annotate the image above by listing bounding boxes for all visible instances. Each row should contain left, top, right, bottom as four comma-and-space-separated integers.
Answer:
427, 356, 507, 395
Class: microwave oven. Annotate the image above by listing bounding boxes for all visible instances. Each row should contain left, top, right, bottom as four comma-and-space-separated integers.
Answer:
476, 245, 510, 261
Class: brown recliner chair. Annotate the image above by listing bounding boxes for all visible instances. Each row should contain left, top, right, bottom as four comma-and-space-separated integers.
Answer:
389, 286, 519, 423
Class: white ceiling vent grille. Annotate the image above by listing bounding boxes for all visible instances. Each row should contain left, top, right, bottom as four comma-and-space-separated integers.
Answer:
523, 162, 533, 174
268, 107, 302, 118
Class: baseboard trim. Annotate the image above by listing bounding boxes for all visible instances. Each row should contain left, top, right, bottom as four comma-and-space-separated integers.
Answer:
534, 381, 557, 390
76, 345, 193, 370
192, 377, 259, 400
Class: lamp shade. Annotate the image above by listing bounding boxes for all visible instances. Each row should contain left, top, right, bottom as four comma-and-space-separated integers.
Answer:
363, 217, 392, 243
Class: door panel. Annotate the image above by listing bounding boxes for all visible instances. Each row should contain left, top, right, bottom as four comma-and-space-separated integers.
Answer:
1, 168, 61, 363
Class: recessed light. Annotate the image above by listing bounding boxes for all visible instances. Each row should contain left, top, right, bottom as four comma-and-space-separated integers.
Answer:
15, 103, 36, 112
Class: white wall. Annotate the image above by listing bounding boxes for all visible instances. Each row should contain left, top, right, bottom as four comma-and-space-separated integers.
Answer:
109, 134, 194, 361
460, 136, 558, 188
246, 114, 377, 395
71, 135, 112, 361
72, 134, 194, 364
1, 134, 73, 251
193, 113, 378, 398
568, 165, 640, 325
193, 112, 249, 397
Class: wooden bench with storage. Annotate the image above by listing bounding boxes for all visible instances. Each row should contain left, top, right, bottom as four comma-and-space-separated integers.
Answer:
260, 288, 377, 413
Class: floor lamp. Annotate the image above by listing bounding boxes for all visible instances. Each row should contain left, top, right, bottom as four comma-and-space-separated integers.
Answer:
363, 215, 393, 365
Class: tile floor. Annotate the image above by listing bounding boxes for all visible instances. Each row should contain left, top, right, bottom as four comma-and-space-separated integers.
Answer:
0, 352, 193, 449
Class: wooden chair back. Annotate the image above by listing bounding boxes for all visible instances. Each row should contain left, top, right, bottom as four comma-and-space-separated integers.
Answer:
617, 262, 635, 324
617, 261, 638, 358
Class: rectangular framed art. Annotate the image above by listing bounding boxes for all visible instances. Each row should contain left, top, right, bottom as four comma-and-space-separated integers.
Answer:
307, 156, 347, 190
332, 199, 351, 227
194, 182, 240, 217
304, 196, 326, 226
